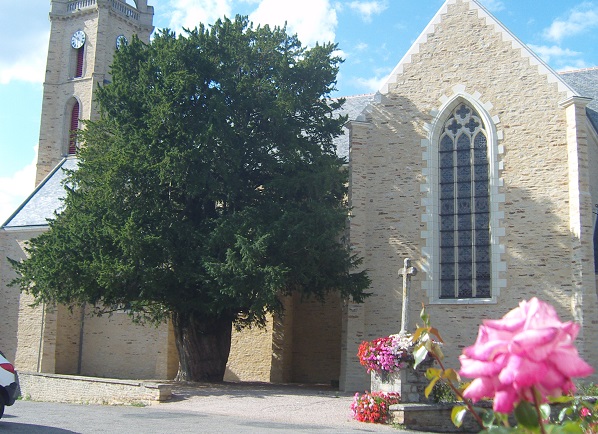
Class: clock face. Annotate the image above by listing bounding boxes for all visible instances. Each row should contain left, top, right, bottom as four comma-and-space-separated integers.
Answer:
116, 35, 128, 50
71, 30, 86, 49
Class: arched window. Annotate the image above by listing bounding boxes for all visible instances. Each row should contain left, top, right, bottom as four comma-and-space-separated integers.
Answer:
438, 103, 491, 299
68, 101, 80, 155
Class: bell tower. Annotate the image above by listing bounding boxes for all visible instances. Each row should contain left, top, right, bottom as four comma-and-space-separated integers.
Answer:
35, 0, 154, 184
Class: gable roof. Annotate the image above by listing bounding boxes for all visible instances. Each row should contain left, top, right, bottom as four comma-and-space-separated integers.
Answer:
379, 0, 579, 101
2, 158, 76, 230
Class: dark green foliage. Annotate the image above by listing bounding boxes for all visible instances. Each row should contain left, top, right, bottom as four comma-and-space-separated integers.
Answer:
10, 16, 369, 331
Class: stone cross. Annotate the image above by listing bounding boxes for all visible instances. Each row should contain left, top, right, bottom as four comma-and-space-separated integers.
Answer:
398, 258, 418, 335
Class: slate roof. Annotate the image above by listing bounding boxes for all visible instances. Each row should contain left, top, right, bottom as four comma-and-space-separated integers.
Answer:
332, 94, 375, 160
559, 67, 598, 132
2, 158, 77, 230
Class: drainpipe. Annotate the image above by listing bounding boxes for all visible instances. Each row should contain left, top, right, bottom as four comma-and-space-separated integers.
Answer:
37, 302, 46, 373
77, 303, 86, 375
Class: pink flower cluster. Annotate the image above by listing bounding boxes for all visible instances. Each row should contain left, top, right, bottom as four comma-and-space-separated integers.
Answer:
357, 334, 413, 373
459, 297, 595, 413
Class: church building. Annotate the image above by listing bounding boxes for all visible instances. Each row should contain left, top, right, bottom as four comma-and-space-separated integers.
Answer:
1, 0, 596, 393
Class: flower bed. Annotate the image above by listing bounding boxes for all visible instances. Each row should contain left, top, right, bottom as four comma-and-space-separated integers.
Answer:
350, 391, 400, 423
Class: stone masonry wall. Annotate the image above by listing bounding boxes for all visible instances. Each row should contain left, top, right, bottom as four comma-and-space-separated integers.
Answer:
0, 230, 27, 362
0, 229, 46, 366
344, 0, 598, 391
18, 372, 171, 405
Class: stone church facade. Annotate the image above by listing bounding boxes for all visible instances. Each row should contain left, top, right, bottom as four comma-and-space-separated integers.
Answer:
1, 0, 597, 392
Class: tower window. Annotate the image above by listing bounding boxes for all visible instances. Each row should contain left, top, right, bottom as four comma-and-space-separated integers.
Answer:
75, 47, 84, 78
68, 101, 80, 155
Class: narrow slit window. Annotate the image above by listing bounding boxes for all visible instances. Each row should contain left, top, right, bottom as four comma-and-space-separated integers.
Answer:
75, 47, 84, 78
68, 101, 80, 155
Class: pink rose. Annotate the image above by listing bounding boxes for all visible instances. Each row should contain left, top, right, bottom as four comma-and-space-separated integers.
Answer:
459, 297, 595, 413
580, 407, 592, 418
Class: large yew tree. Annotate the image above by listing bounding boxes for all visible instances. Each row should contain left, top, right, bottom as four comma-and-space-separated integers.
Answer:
11, 17, 369, 381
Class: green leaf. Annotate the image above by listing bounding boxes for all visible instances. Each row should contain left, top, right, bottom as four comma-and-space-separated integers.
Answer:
442, 368, 460, 383
514, 401, 540, 429
546, 421, 584, 433
425, 367, 441, 380
431, 342, 445, 360
428, 327, 444, 343
549, 395, 575, 404
479, 407, 497, 427
425, 376, 440, 398
451, 405, 468, 428
420, 305, 430, 325
413, 343, 429, 368
479, 428, 518, 433
539, 403, 551, 421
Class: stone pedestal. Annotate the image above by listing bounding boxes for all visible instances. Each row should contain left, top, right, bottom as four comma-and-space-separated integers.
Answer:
370, 360, 435, 403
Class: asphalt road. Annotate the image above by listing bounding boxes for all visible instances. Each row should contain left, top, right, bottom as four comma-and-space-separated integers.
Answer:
0, 381, 432, 433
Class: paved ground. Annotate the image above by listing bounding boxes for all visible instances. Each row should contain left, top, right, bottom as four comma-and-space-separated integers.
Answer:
156, 381, 419, 432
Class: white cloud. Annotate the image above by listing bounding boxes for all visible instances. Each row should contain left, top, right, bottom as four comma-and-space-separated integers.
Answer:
249, 0, 338, 46
480, 0, 505, 13
348, 1, 388, 23
354, 42, 368, 52
528, 44, 581, 63
543, 3, 598, 42
164, 0, 234, 31
353, 74, 388, 92
0, 146, 37, 225
0, 4, 49, 84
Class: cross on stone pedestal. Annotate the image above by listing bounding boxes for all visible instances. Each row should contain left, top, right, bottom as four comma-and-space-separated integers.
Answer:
398, 258, 418, 335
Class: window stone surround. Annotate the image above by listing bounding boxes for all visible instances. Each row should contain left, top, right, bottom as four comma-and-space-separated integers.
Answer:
421, 85, 507, 304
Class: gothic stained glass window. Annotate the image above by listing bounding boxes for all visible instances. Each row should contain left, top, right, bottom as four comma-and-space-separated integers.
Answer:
439, 103, 491, 299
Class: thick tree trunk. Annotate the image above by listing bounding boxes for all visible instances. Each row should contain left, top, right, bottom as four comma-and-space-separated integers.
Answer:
172, 311, 232, 382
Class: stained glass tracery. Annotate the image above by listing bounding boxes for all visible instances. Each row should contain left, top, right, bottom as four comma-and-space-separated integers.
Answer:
439, 103, 491, 299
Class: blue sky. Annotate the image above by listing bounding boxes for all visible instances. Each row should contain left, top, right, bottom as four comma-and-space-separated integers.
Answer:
1, 0, 598, 223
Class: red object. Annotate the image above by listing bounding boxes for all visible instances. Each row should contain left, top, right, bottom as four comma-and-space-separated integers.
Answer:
68, 101, 80, 155
75, 46, 84, 77
0, 363, 15, 374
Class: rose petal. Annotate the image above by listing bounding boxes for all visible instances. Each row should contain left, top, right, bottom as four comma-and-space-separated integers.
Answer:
498, 355, 544, 389
483, 317, 526, 333
550, 347, 595, 378
459, 356, 504, 378
462, 377, 496, 402
493, 387, 519, 413
509, 328, 559, 360
463, 339, 509, 360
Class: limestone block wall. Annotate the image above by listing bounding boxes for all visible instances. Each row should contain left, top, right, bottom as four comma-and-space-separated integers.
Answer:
290, 291, 342, 385
0, 231, 22, 361
79, 312, 176, 380
226, 292, 343, 385
343, 0, 598, 391
54, 304, 84, 375
19, 372, 171, 405
225, 316, 276, 382
0, 229, 46, 366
